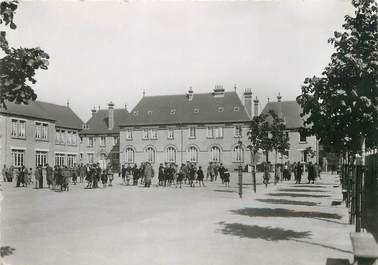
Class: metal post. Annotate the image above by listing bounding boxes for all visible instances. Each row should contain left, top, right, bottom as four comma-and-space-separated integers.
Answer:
238, 165, 243, 198
252, 166, 256, 193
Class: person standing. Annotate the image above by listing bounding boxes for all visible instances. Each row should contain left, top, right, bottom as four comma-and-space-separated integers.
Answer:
35, 165, 43, 189
307, 162, 315, 184
121, 164, 127, 185
46, 164, 53, 189
223, 168, 230, 188
2, 164, 7, 182
158, 163, 164, 187
218, 163, 225, 184
107, 164, 114, 187
295, 162, 303, 184
197, 166, 205, 187
143, 162, 154, 188
8, 165, 14, 182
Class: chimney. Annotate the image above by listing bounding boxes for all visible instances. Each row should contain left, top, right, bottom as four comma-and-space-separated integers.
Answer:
243, 88, 253, 118
212, 85, 225, 97
186, 87, 194, 101
91, 106, 96, 116
253, 96, 259, 117
66, 100, 70, 108
108, 102, 114, 130
277, 93, 283, 118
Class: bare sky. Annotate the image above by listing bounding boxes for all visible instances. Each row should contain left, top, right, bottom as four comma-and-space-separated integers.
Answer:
6, 0, 354, 121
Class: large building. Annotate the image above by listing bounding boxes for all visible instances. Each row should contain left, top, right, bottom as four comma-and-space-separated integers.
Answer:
261, 95, 318, 165
119, 87, 253, 169
79, 102, 129, 171
0, 101, 83, 170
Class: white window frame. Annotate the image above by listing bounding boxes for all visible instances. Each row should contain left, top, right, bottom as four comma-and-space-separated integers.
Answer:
233, 145, 244, 163
149, 129, 157, 140
35, 122, 42, 139
41, 123, 48, 140
188, 146, 198, 163
210, 146, 221, 162
142, 129, 149, 140
126, 129, 133, 140
167, 128, 174, 139
125, 148, 134, 163
87, 153, 94, 164
145, 147, 155, 163
215, 127, 223, 138
166, 147, 176, 163
113, 136, 119, 145
100, 136, 106, 146
55, 153, 65, 166
207, 127, 214, 138
189, 127, 196, 139
19, 120, 26, 138
67, 154, 76, 167
11, 119, 18, 137
234, 126, 242, 138
88, 136, 94, 147
35, 151, 48, 167
12, 149, 25, 168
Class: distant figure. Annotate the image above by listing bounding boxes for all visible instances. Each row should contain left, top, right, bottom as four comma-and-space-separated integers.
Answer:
36, 165, 43, 189
46, 164, 53, 188
197, 166, 205, 187
121, 164, 127, 185
223, 168, 230, 188
307, 162, 315, 184
2, 164, 8, 182
143, 162, 154, 188
295, 162, 303, 184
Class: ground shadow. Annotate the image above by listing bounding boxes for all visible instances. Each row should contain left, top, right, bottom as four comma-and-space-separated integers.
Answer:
231, 208, 342, 219
256, 199, 319, 206
325, 258, 350, 265
291, 185, 328, 188
278, 188, 327, 193
293, 240, 353, 254
218, 222, 311, 241
0, 246, 15, 257
214, 189, 236, 193
268, 193, 330, 198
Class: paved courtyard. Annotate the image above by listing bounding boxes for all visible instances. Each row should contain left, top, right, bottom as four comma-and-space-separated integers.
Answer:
1, 173, 354, 265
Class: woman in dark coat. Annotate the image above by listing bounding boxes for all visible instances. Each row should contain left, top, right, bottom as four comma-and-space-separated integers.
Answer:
197, 166, 205, 187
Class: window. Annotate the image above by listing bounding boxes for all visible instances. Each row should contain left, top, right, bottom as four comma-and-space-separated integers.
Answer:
167, 128, 174, 139
301, 150, 307, 162
19, 120, 26, 137
79, 153, 83, 161
233, 106, 240, 112
125, 148, 134, 163
234, 126, 242, 137
207, 127, 214, 138
188, 146, 198, 162
80, 136, 83, 144
113, 136, 119, 145
214, 127, 223, 138
210, 146, 221, 162
189, 127, 196, 138
233, 145, 243, 162
55, 153, 65, 166
145, 147, 155, 163
72, 132, 77, 145
88, 137, 94, 147
35, 122, 41, 139
142, 129, 149, 139
167, 147, 176, 163
11, 149, 25, 167
87, 153, 94, 164
300, 131, 307, 142
41, 124, 48, 140
218, 107, 224, 112
194, 108, 199, 114
35, 151, 48, 167
60, 130, 66, 144
67, 131, 72, 145
67, 154, 76, 167
11, 119, 18, 137
149, 129, 157, 139
133, 110, 139, 116
100, 136, 106, 146
126, 129, 133, 140
147, 110, 152, 115
170, 109, 176, 115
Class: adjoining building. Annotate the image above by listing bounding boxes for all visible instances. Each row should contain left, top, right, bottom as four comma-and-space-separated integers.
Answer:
0, 101, 83, 170
119, 86, 255, 169
79, 102, 129, 171
260, 95, 318, 165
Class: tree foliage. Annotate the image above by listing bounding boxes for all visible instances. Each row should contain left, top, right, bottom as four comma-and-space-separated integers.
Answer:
0, 0, 49, 108
247, 110, 290, 163
296, 0, 378, 155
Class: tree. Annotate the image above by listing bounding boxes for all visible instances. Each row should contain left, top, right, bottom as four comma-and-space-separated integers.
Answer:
0, 0, 49, 109
247, 113, 272, 164
296, 0, 378, 162
269, 110, 290, 166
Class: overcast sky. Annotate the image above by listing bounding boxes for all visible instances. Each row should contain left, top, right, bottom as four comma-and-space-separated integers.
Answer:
6, 0, 354, 121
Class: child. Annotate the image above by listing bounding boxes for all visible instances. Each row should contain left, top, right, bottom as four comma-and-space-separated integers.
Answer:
223, 169, 230, 188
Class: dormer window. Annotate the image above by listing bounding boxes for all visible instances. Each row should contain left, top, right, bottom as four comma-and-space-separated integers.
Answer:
170, 109, 176, 115
147, 110, 152, 115
133, 110, 139, 116
194, 108, 199, 114
233, 106, 240, 112
218, 107, 224, 112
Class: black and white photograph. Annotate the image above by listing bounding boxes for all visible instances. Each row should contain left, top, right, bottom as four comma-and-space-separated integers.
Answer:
0, 0, 377, 264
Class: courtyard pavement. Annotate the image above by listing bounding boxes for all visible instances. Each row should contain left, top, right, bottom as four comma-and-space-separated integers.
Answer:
0, 172, 354, 265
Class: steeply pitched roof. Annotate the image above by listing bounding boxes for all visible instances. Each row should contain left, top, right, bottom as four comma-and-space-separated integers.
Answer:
37, 101, 83, 130
81, 109, 130, 135
122, 91, 250, 126
261, 100, 305, 129
0, 100, 83, 129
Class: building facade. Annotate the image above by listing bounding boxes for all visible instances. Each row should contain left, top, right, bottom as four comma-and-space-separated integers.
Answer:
0, 101, 83, 170
79, 102, 129, 171
260, 97, 318, 165
119, 87, 252, 170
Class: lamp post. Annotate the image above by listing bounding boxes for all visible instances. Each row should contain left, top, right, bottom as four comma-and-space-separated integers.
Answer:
238, 141, 243, 198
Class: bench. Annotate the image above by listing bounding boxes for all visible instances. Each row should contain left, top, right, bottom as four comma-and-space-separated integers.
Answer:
350, 232, 378, 265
